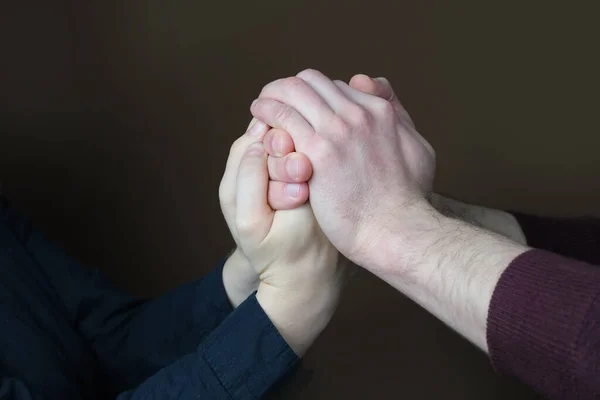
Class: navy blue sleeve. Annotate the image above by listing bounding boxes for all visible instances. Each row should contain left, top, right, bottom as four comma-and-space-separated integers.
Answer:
26, 227, 236, 391
0, 377, 35, 400
115, 295, 299, 400
0, 197, 240, 392
0, 296, 299, 400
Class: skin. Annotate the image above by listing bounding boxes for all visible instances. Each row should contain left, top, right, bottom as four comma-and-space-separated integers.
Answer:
220, 119, 312, 308
265, 75, 527, 246
219, 122, 349, 356
224, 72, 527, 352
250, 69, 529, 351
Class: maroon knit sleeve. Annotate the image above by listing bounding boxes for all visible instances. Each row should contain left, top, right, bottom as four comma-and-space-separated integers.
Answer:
487, 249, 600, 398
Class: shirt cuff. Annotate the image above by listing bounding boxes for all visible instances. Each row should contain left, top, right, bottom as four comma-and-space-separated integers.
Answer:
203, 258, 234, 313
486, 249, 600, 396
201, 294, 299, 400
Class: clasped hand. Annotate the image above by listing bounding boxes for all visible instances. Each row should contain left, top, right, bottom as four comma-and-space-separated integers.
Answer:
220, 69, 436, 356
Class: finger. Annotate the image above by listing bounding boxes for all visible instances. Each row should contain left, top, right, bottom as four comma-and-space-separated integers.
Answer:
267, 152, 313, 183
236, 142, 273, 242
332, 80, 395, 117
219, 119, 269, 232
333, 80, 375, 105
263, 128, 295, 157
258, 75, 335, 131
251, 98, 314, 149
348, 75, 429, 152
349, 74, 415, 128
296, 69, 355, 114
349, 74, 395, 102
267, 181, 309, 210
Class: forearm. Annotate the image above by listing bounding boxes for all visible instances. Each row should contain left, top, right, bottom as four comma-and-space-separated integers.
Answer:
430, 193, 526, 245
371, 205, 529, 351
432, 194, 600, 265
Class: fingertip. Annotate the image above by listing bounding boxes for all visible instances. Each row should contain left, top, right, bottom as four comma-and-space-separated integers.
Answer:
350, 73, 372, 81
288, 152, 312, 182
373, 77, 396, 101
349, 74, 374, 91
267, 181, 309, 210
249, 98, 262, 118
373, 76, 391, 85
263, 129, 277, 156
264, 128, 295, 157
292, 182, 309, 203
349, 74, 394, 101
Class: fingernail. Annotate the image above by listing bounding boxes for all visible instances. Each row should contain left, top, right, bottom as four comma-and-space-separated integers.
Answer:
246, 142, 264, 155
285, 158, 299, 180
247, 120, 266, 137
284, 183, 300, 197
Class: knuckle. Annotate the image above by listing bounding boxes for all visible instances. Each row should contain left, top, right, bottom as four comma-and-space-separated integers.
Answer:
229, 136, 246, 155
218, 181, 233, 208
282, 76, 306, 91
296, 68, 319, 80
274, 103, 293, 123
428, 146, 437, 161
416, 132, 436, 159
378, 77, 391, 88
260, 78, 284, 96
251, 98, 268, 114
236, 218, 260, 236
347, 104, 372, 127
373, 97, 395, 117
330, 115, 351, 139
313, 140, 337, 164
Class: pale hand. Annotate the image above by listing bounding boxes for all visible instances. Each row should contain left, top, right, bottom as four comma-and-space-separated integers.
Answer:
251, 69, 436, 271
220, 119, 313, 308
219, 126, 347, 355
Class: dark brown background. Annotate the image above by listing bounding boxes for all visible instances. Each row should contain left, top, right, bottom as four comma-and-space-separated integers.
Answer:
1, 1, 599, 398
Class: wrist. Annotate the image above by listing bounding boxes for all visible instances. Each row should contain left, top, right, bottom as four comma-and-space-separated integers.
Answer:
364, 200, 443, 275
222, 249, 260, 308
256, 280, 340, 356
371, 206, 528, 350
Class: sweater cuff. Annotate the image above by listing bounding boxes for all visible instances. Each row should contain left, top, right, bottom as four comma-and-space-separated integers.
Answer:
487, 249, 600, 396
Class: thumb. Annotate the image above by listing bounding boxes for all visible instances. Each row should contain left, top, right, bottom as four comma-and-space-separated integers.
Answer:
349, 74, 415, 128
236, 142, 274, 243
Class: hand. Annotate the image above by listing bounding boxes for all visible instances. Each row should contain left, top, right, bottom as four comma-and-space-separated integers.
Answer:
220, 119, 313, 307
261, 73, 418, 197
251, 69, 436, 271
265, 75, 527, 247
219, 124, 347, 356
254, 73, 527, 354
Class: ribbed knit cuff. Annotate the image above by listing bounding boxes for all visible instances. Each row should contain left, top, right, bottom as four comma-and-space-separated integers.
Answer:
487, 249, 600, 397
